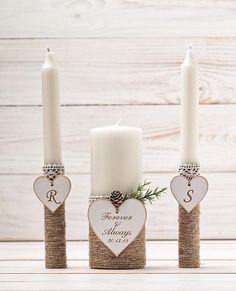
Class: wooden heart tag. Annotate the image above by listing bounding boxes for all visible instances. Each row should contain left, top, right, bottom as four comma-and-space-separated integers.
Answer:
88, 198, 147, 257
170, 176, 208, 213
33, 175, 71, 213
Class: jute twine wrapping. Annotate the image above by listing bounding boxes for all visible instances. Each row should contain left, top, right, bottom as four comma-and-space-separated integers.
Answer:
89, 226, 146, 269
44, 204, 67, 268
178, 204, 200, 268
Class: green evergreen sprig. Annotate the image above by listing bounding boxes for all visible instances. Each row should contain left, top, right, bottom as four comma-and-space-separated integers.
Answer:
123, 180, 167, 204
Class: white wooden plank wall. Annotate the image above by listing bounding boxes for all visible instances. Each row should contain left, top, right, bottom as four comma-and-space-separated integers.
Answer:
0, 0, 235, 241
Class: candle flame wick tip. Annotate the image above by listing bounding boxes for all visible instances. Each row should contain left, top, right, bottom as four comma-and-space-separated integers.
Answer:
188, 43, 193, 50
46, 47, 50, 52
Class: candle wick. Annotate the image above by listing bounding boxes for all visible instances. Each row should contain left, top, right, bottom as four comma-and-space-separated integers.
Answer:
115, 119, 122, 126
46, 47, 50, 52
188, 43, 193, 50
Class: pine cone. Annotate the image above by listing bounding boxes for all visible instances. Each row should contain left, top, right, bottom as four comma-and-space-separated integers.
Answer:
110, 191, 124, 208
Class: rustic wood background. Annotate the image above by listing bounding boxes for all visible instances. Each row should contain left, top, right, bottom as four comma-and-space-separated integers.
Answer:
0, 0, 236, 241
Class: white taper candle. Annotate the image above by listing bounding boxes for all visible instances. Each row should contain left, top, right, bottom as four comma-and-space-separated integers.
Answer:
180, 45, 199, 163
42, 48, 62, 164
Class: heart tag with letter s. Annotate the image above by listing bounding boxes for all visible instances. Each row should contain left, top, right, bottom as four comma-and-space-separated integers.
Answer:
170, 176, 208, 213
33, 176, 71, 213
88, 198, 147, 257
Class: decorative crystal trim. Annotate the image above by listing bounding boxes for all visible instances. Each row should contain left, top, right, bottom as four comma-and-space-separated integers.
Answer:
178, 163, 200, 181
89, 194, 110, 205
42, 164, 65, 184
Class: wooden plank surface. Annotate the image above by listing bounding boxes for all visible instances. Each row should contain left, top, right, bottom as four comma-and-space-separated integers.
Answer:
0, 242, 235, 291
1, 260, 236, 274
0, 241, 235, 261
1, 0, 236, 38
1, 274, 236, 291
1, 38, 236, 106
0, 105, 235, 174
0, 173, 235, 240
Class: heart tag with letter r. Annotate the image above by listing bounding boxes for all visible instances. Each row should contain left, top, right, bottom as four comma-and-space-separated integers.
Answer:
170, 176, 208, 213
33, 175, 71, 213
88, 198, 147, 257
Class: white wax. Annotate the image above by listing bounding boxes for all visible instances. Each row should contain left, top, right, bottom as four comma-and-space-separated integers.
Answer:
90, 123, 143, 195
42, 49, 62, 164
180, 45, 199, 163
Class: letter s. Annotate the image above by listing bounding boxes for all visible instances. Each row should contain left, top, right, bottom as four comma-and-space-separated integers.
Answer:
183, 190, 194, 203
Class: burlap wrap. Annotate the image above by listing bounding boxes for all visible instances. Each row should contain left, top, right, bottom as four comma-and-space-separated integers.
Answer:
44, 204, 67, 268
89, 225, 146, 269
178, 204, 200, 268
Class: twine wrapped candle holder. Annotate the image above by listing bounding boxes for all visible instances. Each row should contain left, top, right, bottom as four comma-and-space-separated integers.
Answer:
33, 164, 71, 269
44, 204, 67, 268
170, 163, 208, 268
43, 164, 67, 268
178, 163, 200, 268
179, 204, 200, 268
89, 226, 146, 269
88, 195, 146, 269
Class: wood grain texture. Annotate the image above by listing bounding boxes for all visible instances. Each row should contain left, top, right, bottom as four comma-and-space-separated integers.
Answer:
0, 105, 235, 174
2, 260, 236, 274
1, 242, 235, 291
0, 173, 235, 241
1, 241, 236, 260
1, 0, 236, 243
1, 274, 236, 291
1, 0, 236, 38
1, 38, 236, 105
0, 240, 236, 291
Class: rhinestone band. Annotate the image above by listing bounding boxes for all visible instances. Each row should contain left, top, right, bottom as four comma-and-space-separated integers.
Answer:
89, 194, 110, 205
42, 164, 65, 184
178, 163, 200, 181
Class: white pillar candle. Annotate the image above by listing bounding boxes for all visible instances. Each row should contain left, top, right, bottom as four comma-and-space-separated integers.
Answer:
90, 122, 143, 195
180, 45, 199, 163
42, 48, 62, 164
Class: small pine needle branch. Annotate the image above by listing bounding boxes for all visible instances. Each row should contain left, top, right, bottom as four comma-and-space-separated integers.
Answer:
123, 180, 167, 204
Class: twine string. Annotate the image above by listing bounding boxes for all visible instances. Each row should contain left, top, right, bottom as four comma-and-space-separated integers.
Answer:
43, 164, 67, 269
89, 194, 146, 269
178, 163, 200, 268
179, 205, 200, 268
